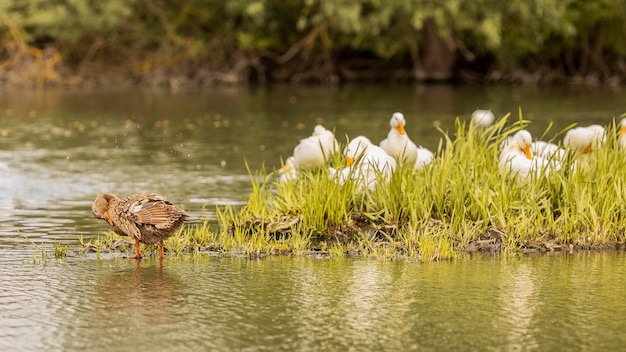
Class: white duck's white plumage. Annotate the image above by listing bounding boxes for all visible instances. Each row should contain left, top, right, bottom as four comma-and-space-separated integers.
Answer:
329, 165, 380, 191
563, 124, 605, 155
531, 140, 567, 163
279, 124, 339, 180
471, 109, 495, 127
380, 112, 419, 166
499, 130, 561, 181
414, 147, 434, 171
332, 136, 396, 190
293, 124, 339, 169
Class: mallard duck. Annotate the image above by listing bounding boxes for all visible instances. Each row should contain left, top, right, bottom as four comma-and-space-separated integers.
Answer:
92, 193, 189, 259
471, 109, 495, 127
279, 124, 339, 178
380, 112, 419, 166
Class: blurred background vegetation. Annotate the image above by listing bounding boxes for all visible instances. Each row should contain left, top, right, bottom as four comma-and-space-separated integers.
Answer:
0, 0, 625, 88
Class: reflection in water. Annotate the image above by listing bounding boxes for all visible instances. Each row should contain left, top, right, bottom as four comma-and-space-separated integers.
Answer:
289, 260, 412, 351
498, 262, 538, 350
340, 261, 391, 348
99, 263, 177, 320
2, 254, 626, 350
64, 262, 181, 350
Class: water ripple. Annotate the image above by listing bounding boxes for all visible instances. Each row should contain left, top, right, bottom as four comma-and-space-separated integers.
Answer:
2, 254, 626, 350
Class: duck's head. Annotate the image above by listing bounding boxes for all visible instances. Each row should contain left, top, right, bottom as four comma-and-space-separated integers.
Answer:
586, 125, 605, 153
512, 130, 533, 159
92, 193, 118, 225
564, 125, 605, 154
279, 156, 296, 173
390, 112, 406, 135
471, 109, 495, 127
344, 136, 371, 166
312, 124, 329, 136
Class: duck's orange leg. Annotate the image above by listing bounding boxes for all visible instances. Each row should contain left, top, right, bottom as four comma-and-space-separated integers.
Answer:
159, 240, 165, 258
127, 238, 143, 259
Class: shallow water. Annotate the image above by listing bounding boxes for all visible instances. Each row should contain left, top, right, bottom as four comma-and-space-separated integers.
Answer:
2, 252, 626, 351
1, 84, 626, 350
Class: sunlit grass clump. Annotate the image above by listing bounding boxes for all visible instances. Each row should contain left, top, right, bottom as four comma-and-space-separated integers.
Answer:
212, 112, 626, 261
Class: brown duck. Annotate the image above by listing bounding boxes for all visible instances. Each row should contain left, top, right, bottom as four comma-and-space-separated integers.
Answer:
92, 193, 189, 259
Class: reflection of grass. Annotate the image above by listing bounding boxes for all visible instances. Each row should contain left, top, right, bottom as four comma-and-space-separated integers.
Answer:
81, 112, 626, 261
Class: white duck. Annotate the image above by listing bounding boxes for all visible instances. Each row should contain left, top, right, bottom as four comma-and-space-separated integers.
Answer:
499, 130, 561, 181
380, 112, 418, 166
279, 124, 339, 178
563, 124, 605, 155
471, 109, 495, 128
332, 136, 396, 190
346, 136, 396, 173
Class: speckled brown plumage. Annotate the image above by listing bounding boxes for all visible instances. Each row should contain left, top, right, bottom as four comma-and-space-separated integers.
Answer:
92, 193, 189, 259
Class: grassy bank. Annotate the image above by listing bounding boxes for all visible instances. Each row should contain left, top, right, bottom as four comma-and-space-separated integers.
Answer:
83, 112, 626, 261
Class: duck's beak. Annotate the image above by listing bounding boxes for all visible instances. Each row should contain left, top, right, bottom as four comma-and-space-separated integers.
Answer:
583, 145, 593, 154
346, 157, 354, 167
104, 213, 114, 226
523, 145, 532, 159
397, 124, 406, 135
619, 126, 626, 136
279, 163, 292, 174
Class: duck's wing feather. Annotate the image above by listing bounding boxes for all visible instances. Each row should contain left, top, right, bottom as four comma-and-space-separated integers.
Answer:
121, 194, 188, 230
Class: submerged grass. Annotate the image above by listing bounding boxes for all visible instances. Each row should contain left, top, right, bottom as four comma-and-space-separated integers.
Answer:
82, 111, 626, 261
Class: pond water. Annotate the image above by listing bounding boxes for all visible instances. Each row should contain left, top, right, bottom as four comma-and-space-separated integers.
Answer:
1, 84, 626, 350
3, 252, 626, 351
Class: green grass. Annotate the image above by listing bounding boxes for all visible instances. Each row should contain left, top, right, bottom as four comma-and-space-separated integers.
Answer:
210, 111, 626, 261
82, 111, 626, 261
53, 242, 68, 258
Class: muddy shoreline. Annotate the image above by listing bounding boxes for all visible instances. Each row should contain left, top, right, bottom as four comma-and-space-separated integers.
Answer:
1, 56, 624, 90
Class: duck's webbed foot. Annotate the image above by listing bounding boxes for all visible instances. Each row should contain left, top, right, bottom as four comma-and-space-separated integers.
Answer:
124, 238, 143, 259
